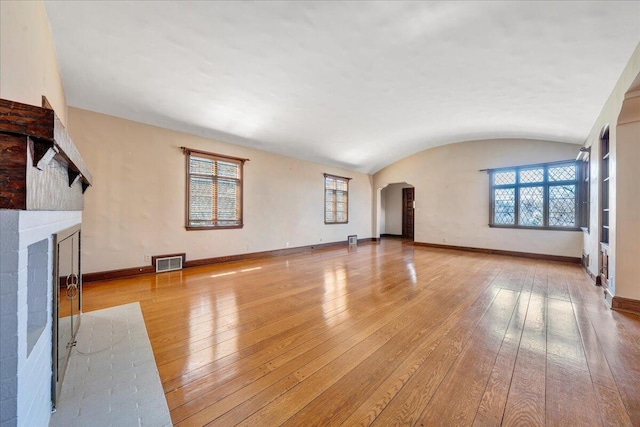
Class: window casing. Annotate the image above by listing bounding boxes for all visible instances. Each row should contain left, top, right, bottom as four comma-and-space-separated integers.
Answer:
183, 147, 246, 230
324, 174, 350, 224
489, 160, 582, 230
578, 152, 590, 232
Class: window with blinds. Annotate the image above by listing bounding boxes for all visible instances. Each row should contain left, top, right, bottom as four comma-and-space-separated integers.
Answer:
324, 174, 350, 224
183, 148, 246, 229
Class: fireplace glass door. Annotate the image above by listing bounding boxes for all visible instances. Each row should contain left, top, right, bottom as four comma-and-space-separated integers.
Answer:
52, 224, 82, 408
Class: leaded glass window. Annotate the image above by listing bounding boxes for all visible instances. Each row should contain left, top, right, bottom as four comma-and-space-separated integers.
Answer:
489, 161, 580, 230
494, 188, 515, 225
519, 168, 544, 184
519, 186, 544, 226
549, 185, 576, 227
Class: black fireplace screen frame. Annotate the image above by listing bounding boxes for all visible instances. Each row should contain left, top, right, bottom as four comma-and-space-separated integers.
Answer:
51, 223, 82, 409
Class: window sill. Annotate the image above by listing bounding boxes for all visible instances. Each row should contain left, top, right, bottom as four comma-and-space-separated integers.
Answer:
325, 221, 348, 225
489, 224, 581, 232
186, 224, 244, 230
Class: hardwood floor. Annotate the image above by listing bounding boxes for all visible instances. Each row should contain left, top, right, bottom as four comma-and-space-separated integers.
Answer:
80, 239, 640, 426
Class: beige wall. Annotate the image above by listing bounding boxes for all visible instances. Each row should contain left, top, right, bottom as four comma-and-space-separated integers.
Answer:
373, 139, 582, 257
614, 90, 640, 300
68, 107, 373, 274
580, 42, 640, 298
381, 183, 412, 235
0, 0, 67, 124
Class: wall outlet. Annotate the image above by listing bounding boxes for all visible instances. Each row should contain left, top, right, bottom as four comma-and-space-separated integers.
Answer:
144, 254, 151, 263
285, 242, 289, 248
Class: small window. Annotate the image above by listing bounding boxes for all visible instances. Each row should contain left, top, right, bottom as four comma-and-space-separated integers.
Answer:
183, 147, 247, 230
324, 173, 350, 224
488, 160, 581, 230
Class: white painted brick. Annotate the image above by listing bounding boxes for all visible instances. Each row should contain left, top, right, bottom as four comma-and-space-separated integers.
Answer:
0, 211, 19, 252
0, 315, 17, 343
11, 211, 81, 427
0, 273, 18, 298
18, 212, 81, 247
18, 339, 52, 427
0, 213, 20, 236
0, 397, 17, 423
0, 291, 17, 317
15, 289, 26, 315
0, 358, 17, 382
0, 334, 18, 361
0, 250, 19, 280
0, 378, 17, 401
17, 310, 52, 427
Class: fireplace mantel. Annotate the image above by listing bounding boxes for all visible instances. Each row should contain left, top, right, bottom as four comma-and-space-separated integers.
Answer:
0, 98, 92, 210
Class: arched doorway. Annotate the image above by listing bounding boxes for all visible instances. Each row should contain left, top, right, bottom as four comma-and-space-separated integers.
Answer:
379, 182, 415, 240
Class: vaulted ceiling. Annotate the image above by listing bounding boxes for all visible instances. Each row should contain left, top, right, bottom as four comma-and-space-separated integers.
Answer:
44, 1, 640, 173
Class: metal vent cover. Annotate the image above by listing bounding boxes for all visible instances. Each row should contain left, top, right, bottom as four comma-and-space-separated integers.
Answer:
348, 235, 357, 246
156, 256, 183, 273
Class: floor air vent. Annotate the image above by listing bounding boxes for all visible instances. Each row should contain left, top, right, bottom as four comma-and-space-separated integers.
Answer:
156, 255, 183, 273
348, 235, 358, 246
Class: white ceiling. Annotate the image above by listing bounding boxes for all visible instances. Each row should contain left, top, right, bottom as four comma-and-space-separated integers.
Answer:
44, 1, 640, 174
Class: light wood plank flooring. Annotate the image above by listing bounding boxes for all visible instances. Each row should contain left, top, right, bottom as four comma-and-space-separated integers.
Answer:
80, 239, 640, 426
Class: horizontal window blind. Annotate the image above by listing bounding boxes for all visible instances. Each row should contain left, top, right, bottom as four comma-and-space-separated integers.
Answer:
324, 174, 350, 224
183, 148, 246, 229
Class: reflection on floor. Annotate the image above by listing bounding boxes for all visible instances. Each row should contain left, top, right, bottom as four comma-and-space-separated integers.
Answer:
49, 302, 171, 427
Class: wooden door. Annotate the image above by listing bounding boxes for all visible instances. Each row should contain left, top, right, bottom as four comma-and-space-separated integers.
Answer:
402, 187, 414, 239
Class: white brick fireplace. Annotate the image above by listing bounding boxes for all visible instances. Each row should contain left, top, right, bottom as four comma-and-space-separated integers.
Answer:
1, 210, 81, 426
0, 99, 92, 427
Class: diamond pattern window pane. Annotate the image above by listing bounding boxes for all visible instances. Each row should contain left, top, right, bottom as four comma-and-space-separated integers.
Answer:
520, 168, 544, 183
549, 164, 576, 182
494, 171, 515, 185
490, 161, 582, 228
494, 188, 515, 224
519, 186, 544, 226
549, 185, 576, 227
